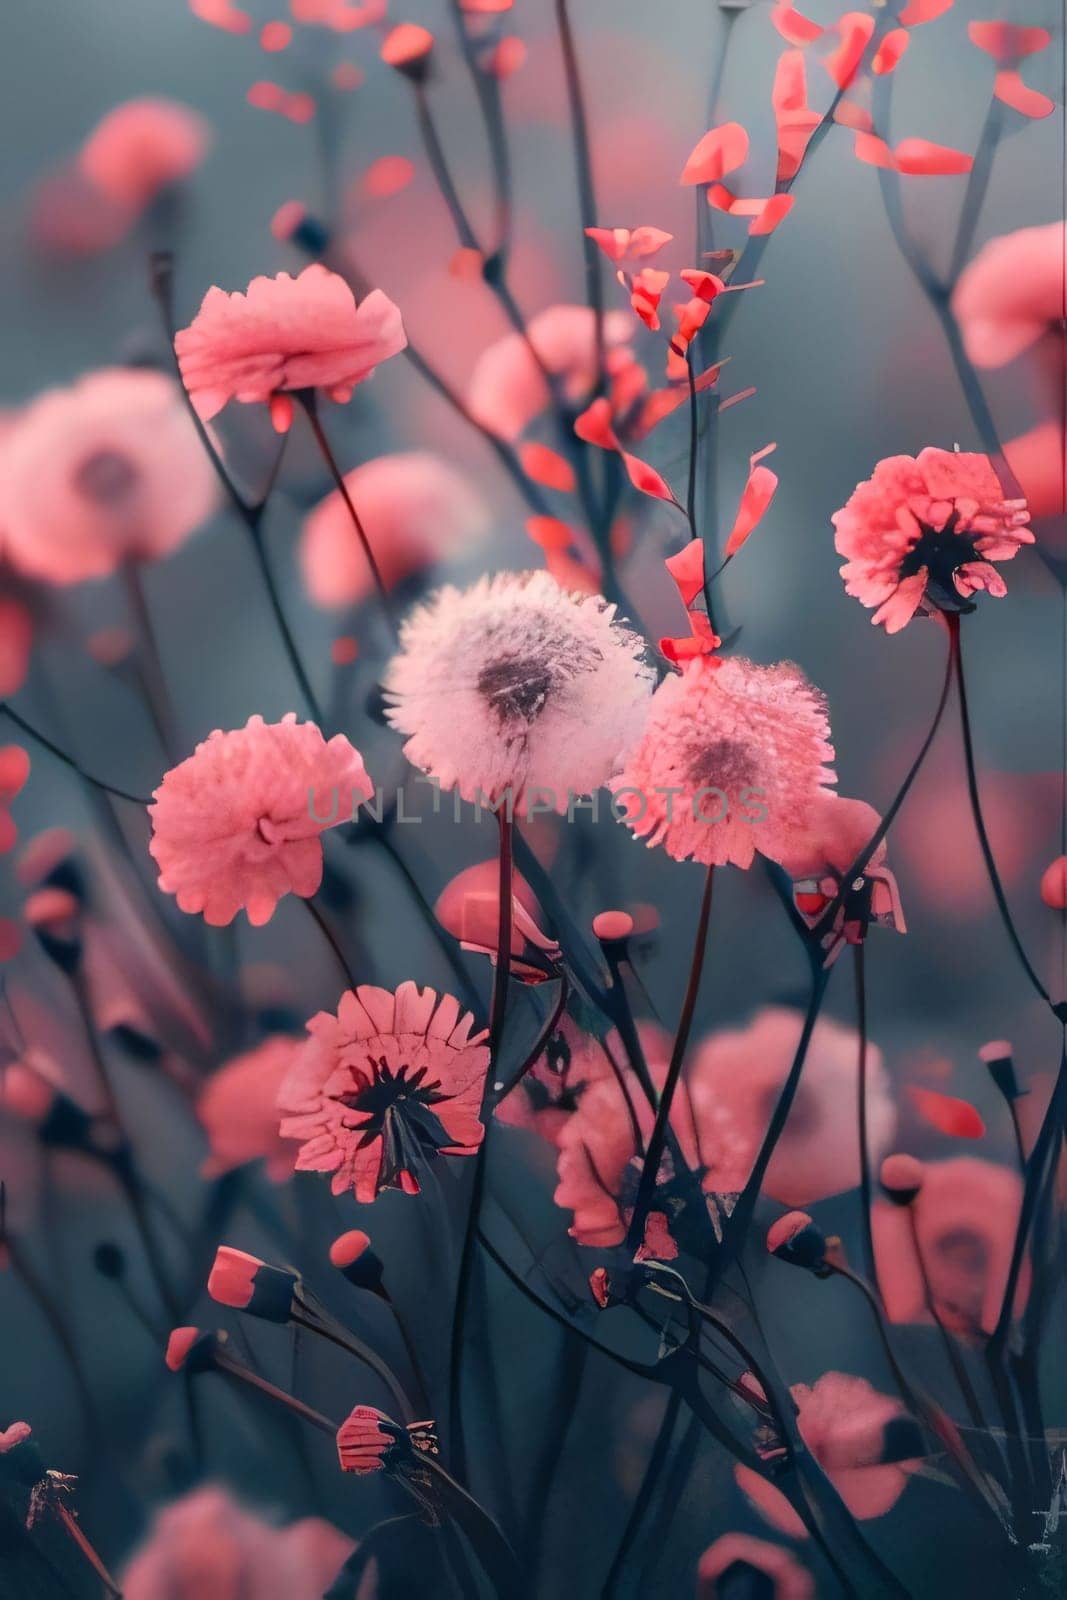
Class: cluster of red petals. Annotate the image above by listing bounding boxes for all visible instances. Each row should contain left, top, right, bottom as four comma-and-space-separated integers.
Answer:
336, 1405, 396, 1473
585, 226, 673, 264
174, 264, 406, 422
247, 82, 317, 123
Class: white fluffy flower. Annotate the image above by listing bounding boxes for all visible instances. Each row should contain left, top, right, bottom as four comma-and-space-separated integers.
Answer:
383, 570, 653, 814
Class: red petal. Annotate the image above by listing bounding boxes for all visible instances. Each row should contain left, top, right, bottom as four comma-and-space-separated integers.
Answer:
894, 137, 973, 175
749, 194, 795, 236
519, 443, 577, 492
665, 541, 705, 606
680, 122, 749, 186
853, 131, 897, 168
525, 516, 574, 551
622, 453, 676, 502
574, 398, 618, 450
993, 69, 1055, 119
771, 3, 824, 44
872, 28, 910, 74
897, 0, 953, 23
724, 461, 778, 557
968, 22, 1050, 62
908, 1087, 986, 1140
824, 13, 875, 89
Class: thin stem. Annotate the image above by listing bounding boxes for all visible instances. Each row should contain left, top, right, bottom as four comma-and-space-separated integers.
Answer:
52, 1504, 123, 1600
492, 972, 569, 1103
121, 561, 179, 758
554, 0, 604, 376
305, 896, 355, 988
626, 865, 714, 1250
245, 522, 325, 723
904, 1209, 992, 1438
299, 394, 396, 631
290, 1306, 413, 1423
0, 702, 150, 805
853, 944, 877, 1290
949, 613, 1051, 1006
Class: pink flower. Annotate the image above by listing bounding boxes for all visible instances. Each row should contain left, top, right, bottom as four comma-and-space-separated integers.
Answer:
120, 1487, 353, 1600
299, 452, 489, 608
467, 304, 634, 440
0, 370, 218, 583
78, 98, 210, 212
871, 1156, 1029, 1336
952, 223, 1066, 369
737, 1373, 918, 1533
777, 795, 906, 951
698, 1534, 814, 1599
832, 448, 1033, 632
174, 264, 406, 422
611, 656, 836, 869
197, 1036, 302, 1180
278, 982, 490, 1200
383, 571, 653, 816
497, 1015, 636, 1145
434, 858, 559, 979
149, 715, 371, 926
555, 1008, 894, 1248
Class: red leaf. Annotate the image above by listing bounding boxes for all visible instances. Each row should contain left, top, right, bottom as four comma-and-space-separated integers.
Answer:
622, 452, 676, 503
574, 398, 618, 450
894, 137, 973, 175
681, 122, 749, 186
771, 3, 824, 44
872, 28, 910, 74
519, 443, 577, 493
824, 12, 875, 89
724, 461, 777, 557
968, 22, 1050, 62
665, 541, 705, 607
994, 69, 1054, 119
897, 0, 953, 23
909, 1087, 986, 1140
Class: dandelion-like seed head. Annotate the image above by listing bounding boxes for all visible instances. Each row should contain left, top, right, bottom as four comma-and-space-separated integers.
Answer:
612, 655, 836, 869
383, 571, 653, 814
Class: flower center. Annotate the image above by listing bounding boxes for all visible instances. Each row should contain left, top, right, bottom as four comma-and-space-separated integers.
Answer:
332, 1057, 453, 1191
898, 512, 979, 610
684, 737, 760, 794
72, 449, 140, 506
477, 659, 555, 723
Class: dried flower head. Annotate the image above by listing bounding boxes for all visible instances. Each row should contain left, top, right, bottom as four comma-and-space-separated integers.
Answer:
383, 571, 653, 815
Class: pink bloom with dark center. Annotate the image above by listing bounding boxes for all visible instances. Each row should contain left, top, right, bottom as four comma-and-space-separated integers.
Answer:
149, 714, 372, 926
0, 370, 218, 584
278, 982, 490, 1200
612, 655, 836, 869
698, 1533, 814, 1599
121, 1487, 353, 1600
737, 1373, 918, 1534
872, 1156, 1029, 1336
197, 1036, 302, 1180
467, 304, 634, 440
174, 264, 406, 422
78, 98, 210, 211
300, 452, 489, 608
833, 448, 1033, 632
952, 222, 1066, 369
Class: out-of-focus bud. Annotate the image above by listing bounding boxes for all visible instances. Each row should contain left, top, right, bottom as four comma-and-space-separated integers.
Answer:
164, 1326, 215, 1373
978, 1039, 1024, 1102
766, 1210, 827, 1272
207, 1247, 298, 1322
880, 1153, 925, 1206
329, 1229, 385, 1294
25, 887, 83, 973
1040, 855, 1067, 909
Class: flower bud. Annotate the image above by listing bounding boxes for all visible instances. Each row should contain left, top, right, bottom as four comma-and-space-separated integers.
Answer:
328, 1229, 384, 1294
207, 1247, 298, 1322
766, 1210, 827, 1271
880, 1153, 925, 1206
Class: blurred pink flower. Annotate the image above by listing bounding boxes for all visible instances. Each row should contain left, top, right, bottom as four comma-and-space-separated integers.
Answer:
121, 1486, 353, 1600
612, 656, 836, 869
698, 1533, 814, 1599
278, 982, 490, 1200
498, 1015, 645, 1146
688, 1007, 895, 1207
555, 1007, 893, 1247
872, 1156, 1029, 1336
175, 265, 406, 422
299, 452, 490, 608
467, 303, 634, 439
78, 98, 210, 212
197, 1036, 301, 1181
149, 714, 371, 926
1004, 421, 1066, 521
0, 369, 218, 583
737, 1373, 918, 1533
434, 857, 559, 980
383, 571, 653, 815
833, 448, 1033, 632
952, 223, 1066, 369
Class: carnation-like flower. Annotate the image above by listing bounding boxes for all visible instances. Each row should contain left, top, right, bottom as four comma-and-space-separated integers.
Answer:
555, 1008, 893, 1251
611, 655, 835, 869
832, 448, 1033, 633
78, 98, 210, 212
952, 222, 1066, 370
467, 303, 634, 440
120, 1487, 353, 1600
299, 451, 490, 608
0, 369, 218, 583
197, 1036, 302, 1181
736, 1373, 919, 1532
871, 1156, 1029, 1336
149, 715, 371, 926
698, 1533, 814, 1600
383, 571, 653, 815
174, 264, 406, 422
278, 982, 490, 1201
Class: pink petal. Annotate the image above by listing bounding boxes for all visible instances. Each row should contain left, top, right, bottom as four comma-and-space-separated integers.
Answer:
725, 462, 778, 556
771, 3, 824, 44
622, 453, 676, 503
908, 1087, 987, 1140
680, 122, 749, 186
994, 70, 1055, 118
894, 138, 973, 175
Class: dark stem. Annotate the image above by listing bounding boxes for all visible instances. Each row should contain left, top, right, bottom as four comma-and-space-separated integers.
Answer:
305, 896, 356, 987
626, 865, 714, 1250
904, 1208, 992, 1438
298, 393, 396, 631
554, 0, 605, 376
853, 943, 877, 1289
245, 522, 325, 724
0, 702, 150, 806
492, 972, 569, 1103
